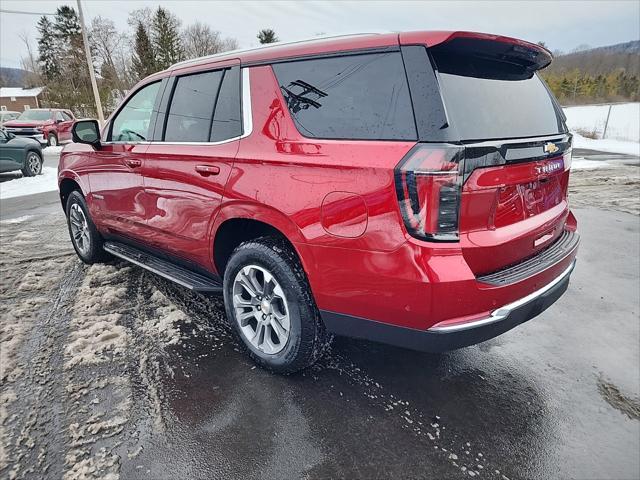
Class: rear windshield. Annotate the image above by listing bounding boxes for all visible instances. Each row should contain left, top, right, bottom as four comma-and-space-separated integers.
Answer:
437, 72, 563, 141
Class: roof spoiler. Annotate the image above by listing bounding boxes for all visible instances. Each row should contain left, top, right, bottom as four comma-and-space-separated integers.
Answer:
402, 31, 553, 80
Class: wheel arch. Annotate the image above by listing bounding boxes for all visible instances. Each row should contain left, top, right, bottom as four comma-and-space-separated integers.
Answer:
58, 174, 85, 210
211, 203, 311, 279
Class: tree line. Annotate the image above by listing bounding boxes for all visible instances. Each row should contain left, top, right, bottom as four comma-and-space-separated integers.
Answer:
541, 69, 639, 105
22, 5, 280, 116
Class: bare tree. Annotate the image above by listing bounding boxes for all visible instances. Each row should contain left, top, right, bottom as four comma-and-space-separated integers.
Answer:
183, 22, 221, 58
182, 22, 239, 59
18, 32, 42, 88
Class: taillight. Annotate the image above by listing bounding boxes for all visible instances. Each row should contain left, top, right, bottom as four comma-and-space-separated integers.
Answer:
394, 144, 465, 242
563, 147, 572, 171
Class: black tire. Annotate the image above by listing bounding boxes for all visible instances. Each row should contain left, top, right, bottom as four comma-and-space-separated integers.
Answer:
47, 133, 58, 147
21, 150, 42, 177
223, 236, 330, 374
65, 190, 109, 264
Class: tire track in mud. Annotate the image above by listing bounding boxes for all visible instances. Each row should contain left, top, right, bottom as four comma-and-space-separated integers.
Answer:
1, 213, 85, 479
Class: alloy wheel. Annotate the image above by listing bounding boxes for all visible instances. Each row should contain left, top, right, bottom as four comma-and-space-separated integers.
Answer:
232, 264, 291, 355
69, 203, 90, 256
27, 152, 41, 175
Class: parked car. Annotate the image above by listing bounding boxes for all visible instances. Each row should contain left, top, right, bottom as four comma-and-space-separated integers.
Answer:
0, 128, 43, 176
4, 108, 75, 146
0, 111, 20, 127
59, 31, 579, 373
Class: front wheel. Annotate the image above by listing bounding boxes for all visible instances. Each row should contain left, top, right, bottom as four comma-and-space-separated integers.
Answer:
21, 151, 42, 177
47, 133, 58, 147
65, 190, 109, 264
223, 237, 330, 374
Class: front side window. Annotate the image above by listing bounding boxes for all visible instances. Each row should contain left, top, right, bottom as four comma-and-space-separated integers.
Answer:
272, 52, 416, 140
62, 111, 73, 121
110, 82, 161, 142
164, 70, 224, 142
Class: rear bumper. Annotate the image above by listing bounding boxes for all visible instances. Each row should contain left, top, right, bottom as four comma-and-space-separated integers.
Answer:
321, 260, 575, 352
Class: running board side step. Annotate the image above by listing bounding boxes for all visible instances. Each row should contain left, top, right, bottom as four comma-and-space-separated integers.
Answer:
103, 241, 222, 293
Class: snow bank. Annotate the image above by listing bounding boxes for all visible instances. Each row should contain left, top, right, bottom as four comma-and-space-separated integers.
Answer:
564, 103, 639, 142
572, 133, 640, 156
0, 167, 58, 199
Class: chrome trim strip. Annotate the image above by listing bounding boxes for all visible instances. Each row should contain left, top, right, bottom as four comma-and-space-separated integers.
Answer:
103, 244, 195, 290
241, 67, 253, 138
429, 260, 576, 333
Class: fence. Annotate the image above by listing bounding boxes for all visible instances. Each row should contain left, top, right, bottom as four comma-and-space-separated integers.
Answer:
562, 102, 639, 142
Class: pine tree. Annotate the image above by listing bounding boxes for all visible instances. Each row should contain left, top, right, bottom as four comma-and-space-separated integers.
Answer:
151, 7, 184, 70
132, 21, 156, 79
257, 29, 278, 44
37, 16, 59, 81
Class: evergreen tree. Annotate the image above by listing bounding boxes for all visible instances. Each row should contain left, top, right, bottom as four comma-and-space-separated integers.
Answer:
132, 21, 156, 79
151, 7, 184, 70
257, 29, 278, 44
37, 16, 59, 81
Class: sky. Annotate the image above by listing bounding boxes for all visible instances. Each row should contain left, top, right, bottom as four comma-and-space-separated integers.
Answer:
1, 0, 639, 69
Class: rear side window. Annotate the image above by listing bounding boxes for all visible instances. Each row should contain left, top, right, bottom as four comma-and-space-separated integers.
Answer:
210, 67, 242, 141
272, 52, 416, 140
165, 70, 224, 142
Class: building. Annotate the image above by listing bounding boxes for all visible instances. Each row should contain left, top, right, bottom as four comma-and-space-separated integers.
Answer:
0, 87, 45, 112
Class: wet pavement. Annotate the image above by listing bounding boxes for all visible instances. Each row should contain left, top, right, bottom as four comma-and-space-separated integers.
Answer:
0, 155, 639, 479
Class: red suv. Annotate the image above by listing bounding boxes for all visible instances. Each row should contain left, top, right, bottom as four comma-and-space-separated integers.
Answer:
59, 31, 579, 373
4, 108, 75, 146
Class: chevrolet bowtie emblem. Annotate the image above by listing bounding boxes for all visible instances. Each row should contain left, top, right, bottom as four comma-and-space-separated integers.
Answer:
544, 142, 559, 154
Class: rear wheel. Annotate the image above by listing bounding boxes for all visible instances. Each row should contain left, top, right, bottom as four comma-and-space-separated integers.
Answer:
223, 237, 330, 373
47, 133, 58, 147
21, 151, 42, 177
65, 190, 109, 264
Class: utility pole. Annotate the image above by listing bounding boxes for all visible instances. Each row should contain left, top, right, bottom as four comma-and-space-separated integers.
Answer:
76, 0, 104, 125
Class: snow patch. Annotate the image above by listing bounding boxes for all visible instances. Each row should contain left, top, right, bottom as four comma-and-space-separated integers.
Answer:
571, 157, 612, 170
0, 167, 58, 199
44, 146, 64, 154
564, 103, 639, 143
572, 133, 640, 156
0, 215, 34, 224
65, 265, 130, 369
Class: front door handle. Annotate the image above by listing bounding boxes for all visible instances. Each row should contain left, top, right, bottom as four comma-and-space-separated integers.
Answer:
124, 158, 142, 168
195, 165, 220, 177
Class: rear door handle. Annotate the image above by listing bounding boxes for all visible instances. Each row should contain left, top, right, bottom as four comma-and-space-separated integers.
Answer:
195, 165, 220, 176
124, 158, 142, 168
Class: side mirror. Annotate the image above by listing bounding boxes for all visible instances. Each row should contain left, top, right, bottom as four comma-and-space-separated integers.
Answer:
72, 119, 101, 148
55, 119, 62, 124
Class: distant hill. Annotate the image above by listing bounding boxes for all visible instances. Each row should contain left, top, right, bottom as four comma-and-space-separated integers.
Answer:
0, 67, 30, 87
546, 41, 640, 76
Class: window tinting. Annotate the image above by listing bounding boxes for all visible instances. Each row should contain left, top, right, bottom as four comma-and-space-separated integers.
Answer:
436, 72, 562, 140
272, 52, 416, 140
210, 67, 241, 142
165, 70, 223, 142
111, 82, 160, 142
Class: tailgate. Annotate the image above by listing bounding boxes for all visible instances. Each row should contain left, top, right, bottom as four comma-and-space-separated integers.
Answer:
459, 135, 573, 276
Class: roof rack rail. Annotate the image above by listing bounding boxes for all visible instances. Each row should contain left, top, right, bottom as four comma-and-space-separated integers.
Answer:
170, 32, 382, 69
